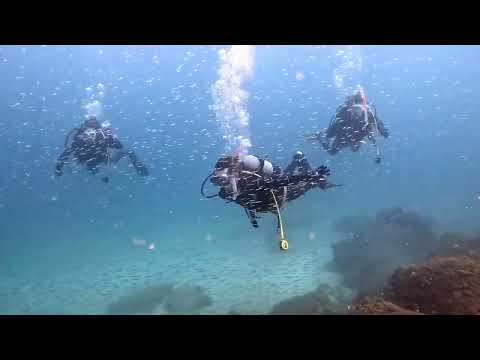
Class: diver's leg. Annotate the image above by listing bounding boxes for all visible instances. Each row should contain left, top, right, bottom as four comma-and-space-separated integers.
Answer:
305, 131, 322, 141
246, 209, 259, 228
87, 158, 110, 182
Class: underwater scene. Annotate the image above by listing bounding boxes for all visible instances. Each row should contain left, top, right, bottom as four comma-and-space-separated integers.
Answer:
1, 45, 479, 315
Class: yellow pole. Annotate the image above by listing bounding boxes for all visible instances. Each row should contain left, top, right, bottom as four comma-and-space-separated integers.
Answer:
271, 190, 289, 251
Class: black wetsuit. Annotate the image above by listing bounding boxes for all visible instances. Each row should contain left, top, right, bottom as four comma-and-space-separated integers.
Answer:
284, 156, 312, 176
55, 125, 148, 178
314, 101, 389, 155
218, 158, 331, 228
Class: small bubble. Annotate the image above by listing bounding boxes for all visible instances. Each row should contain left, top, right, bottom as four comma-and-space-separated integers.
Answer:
295, 71, 305, 81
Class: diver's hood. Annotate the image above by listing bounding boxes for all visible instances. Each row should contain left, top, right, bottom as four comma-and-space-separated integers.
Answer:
214, 156, 236, 171
211, 156, 237, 187
211, 168, 230, 186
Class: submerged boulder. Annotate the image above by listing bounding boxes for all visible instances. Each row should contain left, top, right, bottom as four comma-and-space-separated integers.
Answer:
164, 284, 213, 313
106, 283, 213, 315
106, 283, 175, 315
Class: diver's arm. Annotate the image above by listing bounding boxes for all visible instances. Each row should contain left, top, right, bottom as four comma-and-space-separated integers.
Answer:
305, 131, 323, 142
262, 166, 330, 188
108, 135, 124, 149
325, 117, 337, 138
55, 147, 73, 176
368, 106, 389, 138
126, 148, 149, 176
106, 129, 148, 177
101, 127, 124, 149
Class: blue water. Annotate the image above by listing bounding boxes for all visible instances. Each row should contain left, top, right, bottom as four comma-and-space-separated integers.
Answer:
0, 45, 479, 314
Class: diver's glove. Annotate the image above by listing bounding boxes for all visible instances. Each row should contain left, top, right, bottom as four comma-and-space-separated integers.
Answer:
316, 165, 330, 178
306, 165, 330, 184
134, 161, 149, 177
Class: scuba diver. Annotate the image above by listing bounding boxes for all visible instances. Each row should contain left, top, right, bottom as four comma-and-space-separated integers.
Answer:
306, 87, 389, 163
55, 116, 149, 182
284, 151, 312, 176
201, 151, 339, 229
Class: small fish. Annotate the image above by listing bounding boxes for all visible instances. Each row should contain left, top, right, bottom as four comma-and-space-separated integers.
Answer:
148, 243, 155, 251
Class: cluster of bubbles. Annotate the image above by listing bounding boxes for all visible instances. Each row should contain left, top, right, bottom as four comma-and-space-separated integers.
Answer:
84, 83, 108, 125
332, 45, 363, 95
211, 45, 256, 158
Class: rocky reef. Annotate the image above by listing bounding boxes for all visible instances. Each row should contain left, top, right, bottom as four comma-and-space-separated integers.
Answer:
270, 207, 480, 316
386, 255, 480, 314
354, 234, 480, 315
164, 284, 213, 313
